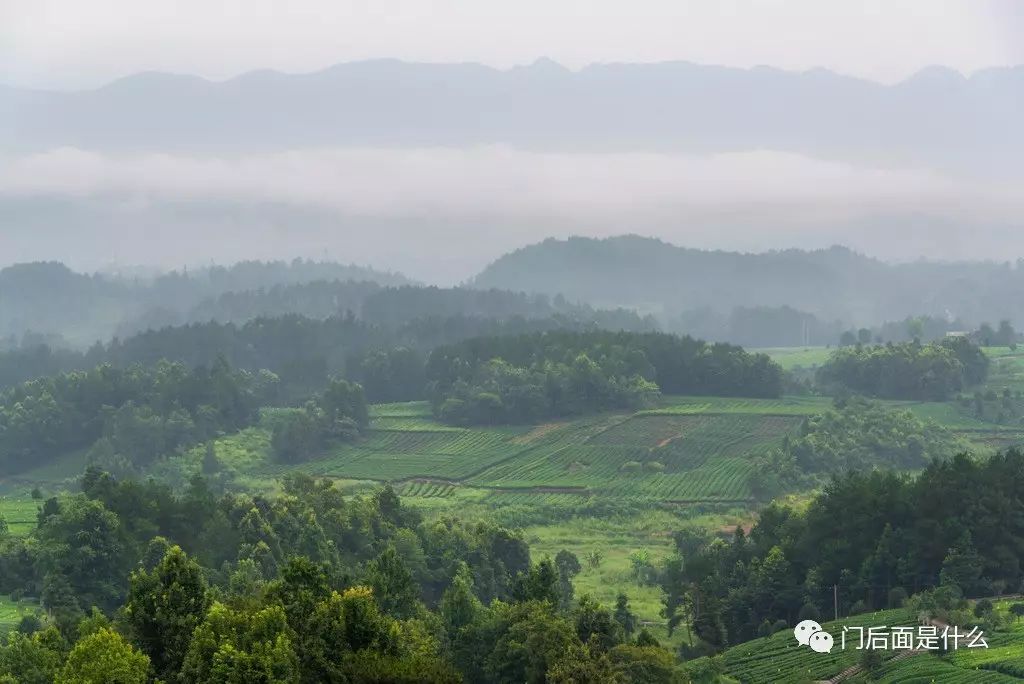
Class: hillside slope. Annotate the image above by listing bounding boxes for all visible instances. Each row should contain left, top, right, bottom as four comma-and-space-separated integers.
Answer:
470, 235, 1024, 326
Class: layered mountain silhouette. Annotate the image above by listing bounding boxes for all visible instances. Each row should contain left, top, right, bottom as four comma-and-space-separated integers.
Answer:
3, 59, 1022, 175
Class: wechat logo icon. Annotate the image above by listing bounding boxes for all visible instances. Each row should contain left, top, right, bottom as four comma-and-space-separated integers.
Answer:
794, 620, 834, 653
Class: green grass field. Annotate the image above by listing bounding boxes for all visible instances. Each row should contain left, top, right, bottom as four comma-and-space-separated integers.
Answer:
522, 510, 745, 651
0, 496, 39, 536
0, 596, 41, 634
753, 346, 833, 370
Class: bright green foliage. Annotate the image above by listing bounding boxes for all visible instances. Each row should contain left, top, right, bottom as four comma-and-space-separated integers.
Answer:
297, 586, 458, 682
607, 643, 677, 683
0, 626, 66, 684
124, 545, 211, 678
58, 628, 149, 684
546, 642, 622, 683
179, 602, 299, 684
1, 470, 681, 682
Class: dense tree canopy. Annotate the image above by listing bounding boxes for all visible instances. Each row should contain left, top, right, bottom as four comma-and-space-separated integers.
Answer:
0, 472, 683, 682
751, 398, 963, 498
663, 448, 1024, 647
816, 338, 988, 400
0, 358, 278, 476
427, 330, 782, 424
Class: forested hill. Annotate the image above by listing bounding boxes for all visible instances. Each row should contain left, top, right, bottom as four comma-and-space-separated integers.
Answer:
471, 235, 1024, 325
0, 260, 410, 346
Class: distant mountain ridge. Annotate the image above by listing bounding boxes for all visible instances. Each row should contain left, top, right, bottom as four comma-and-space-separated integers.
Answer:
470, 235, 1024, 326
0, 259, 411, 347
2, 58, 1022, 174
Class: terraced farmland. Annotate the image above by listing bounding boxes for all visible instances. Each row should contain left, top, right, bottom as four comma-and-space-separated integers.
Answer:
721, 608, 917, 683
860, 653, 1021, 683
255, 396, 808, 504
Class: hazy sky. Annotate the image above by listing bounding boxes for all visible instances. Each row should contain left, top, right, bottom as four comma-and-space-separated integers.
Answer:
2, 0, 1023, 88
2, 0, 1023, 277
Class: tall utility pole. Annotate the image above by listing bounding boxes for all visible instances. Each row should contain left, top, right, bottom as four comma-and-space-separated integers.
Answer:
833, 584, 839, 621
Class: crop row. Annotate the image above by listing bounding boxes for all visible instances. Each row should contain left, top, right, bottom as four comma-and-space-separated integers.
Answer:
369, 417, 464, 432
368, 401, 434, 418
723, 609, 916, 683
870, 655, 1020, 683
399, 481, 457, 498
643, 395, 833, 416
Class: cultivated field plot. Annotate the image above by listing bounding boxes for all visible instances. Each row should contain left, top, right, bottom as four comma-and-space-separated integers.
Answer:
754, 346, 833, 370
255, 412, 536, 482
366, 398, 801, 503
984, 347, 1024, 393
641, 395, 834, 416
0, 496, 40, 536
464, 412, 799, 501
0, 596, 40, 634
721, 608, 916, 683
860, 653, 1021, 683
245, 397, 805, 503
940, 600, 1024, 679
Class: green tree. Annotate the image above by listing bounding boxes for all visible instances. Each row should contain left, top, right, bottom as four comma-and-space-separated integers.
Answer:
486, 601, 579, 684
440, 563, 482, 634
0, 627, 66, 684
607, 643, 677, 684
59, 628, 149, 684
202, 442, 222, 475
613, 593, 637, 638
940, 532, 984, 596
36, 495, 130, 612
628, 549, 654, 585
573, 594, 623, 652
547, 642, 622, 683
512, 559, 560, 605
555, 550, 581, 611
366, 544, 419, 618
180, 602, 299, 684
40, 573, 82, 636
124, 545, 211, 679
